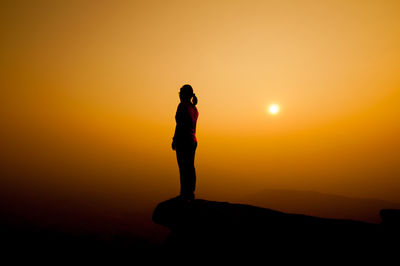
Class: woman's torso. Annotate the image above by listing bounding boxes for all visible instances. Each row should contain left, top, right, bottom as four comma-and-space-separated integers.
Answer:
175, 102, 198, 144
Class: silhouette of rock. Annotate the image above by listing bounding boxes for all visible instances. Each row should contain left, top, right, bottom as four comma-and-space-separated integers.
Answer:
153, 197, 398, 258
380, 209, 400, 236
240, 189, 400, 223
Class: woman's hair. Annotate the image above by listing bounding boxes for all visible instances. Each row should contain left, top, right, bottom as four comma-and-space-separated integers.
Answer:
179, 84, 197, 105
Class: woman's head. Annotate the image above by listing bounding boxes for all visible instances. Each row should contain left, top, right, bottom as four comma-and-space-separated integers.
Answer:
179, 84, 197, 105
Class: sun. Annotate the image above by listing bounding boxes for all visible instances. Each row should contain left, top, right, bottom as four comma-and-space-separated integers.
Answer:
268, 104, 280, 115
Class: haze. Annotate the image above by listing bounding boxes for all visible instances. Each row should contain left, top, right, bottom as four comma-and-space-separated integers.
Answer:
2, 0, 400, 214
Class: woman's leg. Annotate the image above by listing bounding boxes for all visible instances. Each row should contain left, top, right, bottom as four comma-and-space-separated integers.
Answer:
188, 142, 197, 199
176, 148, 186, 197
176, 142, 197, 200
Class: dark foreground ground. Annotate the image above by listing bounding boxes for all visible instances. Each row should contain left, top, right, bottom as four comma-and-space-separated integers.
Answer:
1, 197, 399, 262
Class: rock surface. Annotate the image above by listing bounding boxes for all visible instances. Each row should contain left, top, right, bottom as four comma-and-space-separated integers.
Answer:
153, 197, 399, 257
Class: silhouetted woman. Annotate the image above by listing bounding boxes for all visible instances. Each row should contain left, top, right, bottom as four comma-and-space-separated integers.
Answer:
172, 84, 199, 201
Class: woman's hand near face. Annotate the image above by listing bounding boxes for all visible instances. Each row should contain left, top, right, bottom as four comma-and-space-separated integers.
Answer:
172, 140, 176, 150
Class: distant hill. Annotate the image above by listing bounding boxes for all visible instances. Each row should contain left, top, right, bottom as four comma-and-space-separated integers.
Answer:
237, 189, 400, 223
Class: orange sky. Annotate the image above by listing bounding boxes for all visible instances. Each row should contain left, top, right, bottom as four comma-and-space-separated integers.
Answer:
1, 0, 400, 207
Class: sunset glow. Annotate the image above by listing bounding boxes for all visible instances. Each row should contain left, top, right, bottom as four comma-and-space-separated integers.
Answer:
1, 0, 400, 214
